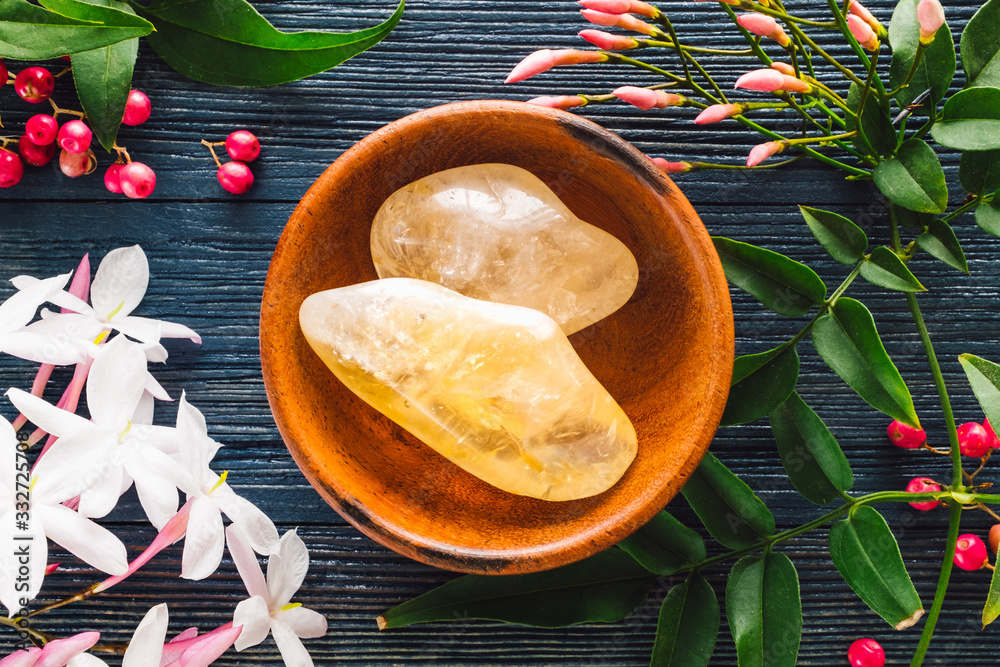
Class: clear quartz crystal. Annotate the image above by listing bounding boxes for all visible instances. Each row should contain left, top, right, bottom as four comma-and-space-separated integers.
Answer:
370, 163, 639, 335
299, 278, 637, 501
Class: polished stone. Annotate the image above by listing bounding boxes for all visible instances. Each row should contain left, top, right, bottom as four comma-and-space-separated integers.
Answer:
370, 163, 638, 335
299, 278, 637, 501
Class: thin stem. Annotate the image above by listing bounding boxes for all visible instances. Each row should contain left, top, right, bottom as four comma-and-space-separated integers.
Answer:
941, 196, 986, 223
785, 23, 866, 87
686, 155, 806, 170
910, 501, 962, 666
887, 42, 928, 97
639, 39, 755, 55
658, 15, 692, 86
781, 96, 863, 157
737, 1, 840, 28
980, 503, 1000, 522
734, 115, 870, 176
201, 139, 223, 168
786, 130, 858, 145
853, 44, 882, 157
605, 53, 685, 86
0, 616, 51, 646
824, 0, 887, 96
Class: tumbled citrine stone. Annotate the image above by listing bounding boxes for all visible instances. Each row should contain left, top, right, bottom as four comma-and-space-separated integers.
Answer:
299, 278, 637, 501
370, 163, 639, 335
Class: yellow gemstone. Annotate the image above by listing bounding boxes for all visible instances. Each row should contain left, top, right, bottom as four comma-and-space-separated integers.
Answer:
370, 163, 638, 335
299, 279, 637, 501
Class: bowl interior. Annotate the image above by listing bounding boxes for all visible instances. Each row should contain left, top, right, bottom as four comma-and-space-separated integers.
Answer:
260, 100, 733, 574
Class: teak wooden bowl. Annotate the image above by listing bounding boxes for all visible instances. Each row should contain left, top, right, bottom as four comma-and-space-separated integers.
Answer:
260, 100, 734, 575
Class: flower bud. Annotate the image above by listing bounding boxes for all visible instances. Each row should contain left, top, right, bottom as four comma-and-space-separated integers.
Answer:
954, 534, 989, 571
581, 9, 657, 35
734, 68, 812, 93
578, 0, 658, 18
746, 140, 786, 167
694, 103, 743, 124
578, 29, 639, 50
905, 477, 940, 511
917, 0, 945, 44
505, 49, 608, 84
847, 0, 886, 39
847, 14, 879, 51
613, 86, 686, 109
650, 157, 693, 173
770, 62, 796, 76
736, 14, 792, 47
526, 95, 587, 109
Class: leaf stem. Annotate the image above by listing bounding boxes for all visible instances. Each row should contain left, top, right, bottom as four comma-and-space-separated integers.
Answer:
941, 196, 986, 223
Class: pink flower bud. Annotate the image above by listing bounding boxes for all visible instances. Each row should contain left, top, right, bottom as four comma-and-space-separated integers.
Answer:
581, 9, 657, 35
526, 95, 587, 109
613, 86, 686, 109
650, 157, 693, 173
847, 0, 886, 38
578, 29, 639, 50
578, 0, 658, 18
917, 0, 945, 43
44, 562, 62, 576
694, 103, 743, 124
734, 68, 812, 93
770, 62, 796, 76
847, 15, 879, 50
746, 141, 786, 167
505, 49, 608, 84
736, 14, 791, 47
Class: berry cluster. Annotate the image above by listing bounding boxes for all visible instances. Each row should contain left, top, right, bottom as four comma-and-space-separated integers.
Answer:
1, 59, 156, 197
202, 130, 260, 194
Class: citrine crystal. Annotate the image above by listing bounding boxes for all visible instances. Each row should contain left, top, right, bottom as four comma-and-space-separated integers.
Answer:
299, 278, 637, 501
370, 163, 639, 335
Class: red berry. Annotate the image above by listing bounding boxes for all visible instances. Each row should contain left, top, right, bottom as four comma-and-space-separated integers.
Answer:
14, 67, 55, 103
985, 418, 1000, 449
57, 120, 93, 154
59, 149, 96, 178
225, 130, 260, 162
989, 525, 1000, 555
18, 135, 56, 167
104, 163, 126, 194
887, 420, 925, 449
25, 115, 59, 146
954, 534, 989, 571
847, 638, 885, 667
0, 148, 24, 187
905, 477, 940, 511
119, 162, 156, 199
122, 90, 151, 126
217, 161, 253, 194
0, 60, 7, 89
958, 421, 991, 457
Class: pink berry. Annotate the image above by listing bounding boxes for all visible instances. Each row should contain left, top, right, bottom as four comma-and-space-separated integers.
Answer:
905, 477, 940, 511
122, 90, 151, 126
225, 130, 260, 162
59, 149, 96, 178
104, 163, 125, 194
119, 162, 156, 199
57, 120, 93, 154
954, 534, 989, 571
217, 161, 253, 194
25, 115, 59, 146
958, 421, 991, 457
887, 420, 925, 449
18, 135, 56, 167
0, 60, 7, 89
984, 418, 1000, 449
0, 148, 24, 187
989, 525, 1000, 555
847, 638, 885, 667
14, 67, 55, 103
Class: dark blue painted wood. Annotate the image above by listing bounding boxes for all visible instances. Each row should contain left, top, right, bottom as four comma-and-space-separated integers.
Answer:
0, 0, 994, 663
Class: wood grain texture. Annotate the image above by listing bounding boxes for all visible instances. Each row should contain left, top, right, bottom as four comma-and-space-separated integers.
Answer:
0, 0, 995, 663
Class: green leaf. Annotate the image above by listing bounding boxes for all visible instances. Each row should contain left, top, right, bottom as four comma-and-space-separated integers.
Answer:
847, 82, 897, 158
977, 201, 1000, 237
376, 549, 654, 629
829, 506, 924, 629
63, 0, 138, 153
725, 552, 802, 667
133, 0, 404, 87
812, 297, 919, 428
958, 354, 1000, 428
0, 0, 151, 59
798, 206, 868, 265
721, 345, 800, 426
896, 208, 933, 229
960, 0, 1000, 88
711, 237, 826, 317
887, 0, 955, 108
959, 150, 1000, 194
984, 553, 1000, 627
859, 246, 926, 292
653, 574, 719, 667
873, 139, 948, 213
930, 87, 1000, 151
618, 511, 706, 577
681, 451, 775, 551
916, 219, 969, 273
769, 392, 854, 506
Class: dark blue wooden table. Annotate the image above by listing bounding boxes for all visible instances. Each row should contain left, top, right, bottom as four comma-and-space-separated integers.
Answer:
1, 0, 995, 663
